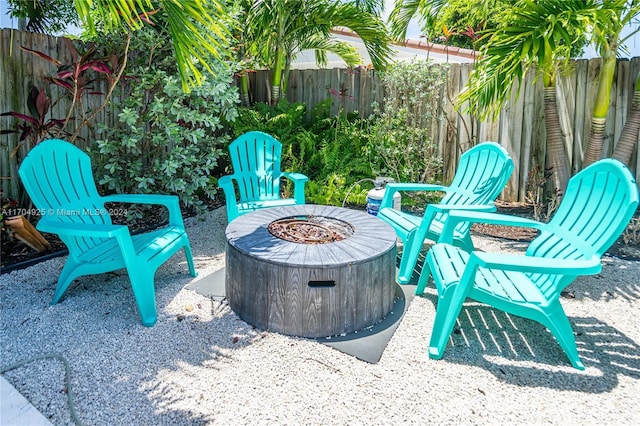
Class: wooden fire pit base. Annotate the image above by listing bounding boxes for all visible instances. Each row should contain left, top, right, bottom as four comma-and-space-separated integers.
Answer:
225, 205, 397, 338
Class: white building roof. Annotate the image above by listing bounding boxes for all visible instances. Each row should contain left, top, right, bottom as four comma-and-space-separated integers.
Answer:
290, 27, 477, 69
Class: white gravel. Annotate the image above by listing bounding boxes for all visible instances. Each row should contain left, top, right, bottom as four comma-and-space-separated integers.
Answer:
1, 207, 639, 425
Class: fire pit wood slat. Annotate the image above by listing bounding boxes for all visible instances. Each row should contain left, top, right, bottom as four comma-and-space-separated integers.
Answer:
226, 205, 397, 338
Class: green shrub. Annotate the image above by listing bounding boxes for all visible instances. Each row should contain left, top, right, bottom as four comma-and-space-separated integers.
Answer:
93, 63, 239, 214
231, 98, 376, 206
367, 60, 447, 186
86, 27, 239, 214
230, 60, 449, 209
232, 99, 307, 141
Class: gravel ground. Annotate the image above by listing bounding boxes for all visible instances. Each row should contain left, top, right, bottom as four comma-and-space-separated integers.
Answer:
1, 207, 639, 425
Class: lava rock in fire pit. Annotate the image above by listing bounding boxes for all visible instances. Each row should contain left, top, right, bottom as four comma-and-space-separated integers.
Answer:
267, 215, 354, 244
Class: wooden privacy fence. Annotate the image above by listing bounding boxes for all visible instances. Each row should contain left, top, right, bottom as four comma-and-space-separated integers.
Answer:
246, 67, 385, 119
247, 60, 640, 202
2, 29, 639, 204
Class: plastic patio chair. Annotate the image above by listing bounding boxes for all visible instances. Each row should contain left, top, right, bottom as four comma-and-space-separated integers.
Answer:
377, 142, 514, 284
18, 139, 197, 326
218, 131, 308, 222
418, 158, 639, 369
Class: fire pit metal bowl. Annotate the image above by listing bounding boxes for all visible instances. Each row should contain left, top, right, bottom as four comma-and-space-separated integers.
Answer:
225, 205, 397, 338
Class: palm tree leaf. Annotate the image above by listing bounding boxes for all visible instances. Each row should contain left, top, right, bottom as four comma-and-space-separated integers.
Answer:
388, 0, 446, 41
296, 37, 362, 67
457, 0, 598, 119
74, 0, 232, 91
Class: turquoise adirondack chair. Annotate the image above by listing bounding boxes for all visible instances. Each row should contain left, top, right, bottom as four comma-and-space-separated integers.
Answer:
419, 159, 639, 370
219, 131, 308, 222
377, 142, 514, 284
18, 139, 197, 326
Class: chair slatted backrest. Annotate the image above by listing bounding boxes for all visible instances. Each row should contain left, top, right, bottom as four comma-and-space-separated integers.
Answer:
18, 139, 111, 254
526, 159, 639, 298
228, 132, 283, 203
434, 143, 514, 229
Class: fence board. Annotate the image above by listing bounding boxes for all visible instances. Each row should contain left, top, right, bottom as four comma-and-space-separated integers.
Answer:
442, 64, 461, 177
558, 68, 576, 170
503, 77, 525, 201
519, 69, 538, 201
613, 59, 630, 148
631, 58, 640, 173
571, 60, 588, 174
457, 63, 475, 151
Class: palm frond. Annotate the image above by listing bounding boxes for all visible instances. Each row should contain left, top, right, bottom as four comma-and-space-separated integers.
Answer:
294, 37, 362, 67
388, 0, 446, 41
457, 0, 598, 120
74, 0, 233, 91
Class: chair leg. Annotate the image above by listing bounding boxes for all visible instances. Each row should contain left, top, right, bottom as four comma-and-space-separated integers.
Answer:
182, 239, 197, 277
428, 285, 466, 359
51, 257, 82, 304
427, 251, 475, 360
415, 260, 432, 295
397, 234, 421, 284
542, 301, 585, 370
128, 270, 158, 327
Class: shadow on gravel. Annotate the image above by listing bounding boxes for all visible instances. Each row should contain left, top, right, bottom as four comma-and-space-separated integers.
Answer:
418, 293, 640, 392
563, 265, 640, 303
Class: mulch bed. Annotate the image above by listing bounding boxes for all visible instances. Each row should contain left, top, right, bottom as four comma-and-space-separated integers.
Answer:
472, 222, 539, 241
1, 196, 225, 273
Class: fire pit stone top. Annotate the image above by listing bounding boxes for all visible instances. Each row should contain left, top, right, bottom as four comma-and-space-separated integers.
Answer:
226, 205, 396, 268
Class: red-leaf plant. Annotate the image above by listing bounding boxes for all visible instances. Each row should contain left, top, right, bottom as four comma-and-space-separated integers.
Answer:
0, 85, 68, 155
2, 35, 131, 149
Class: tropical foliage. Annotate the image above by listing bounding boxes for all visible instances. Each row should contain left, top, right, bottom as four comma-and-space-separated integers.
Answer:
73, 0, 234, 92
455, 1, 593, 119
584, 0, 640, 166
229, 59, 447, 208
6, 0, 79, 33
1, 38, 126, 148
458, 0, 596, 193
351, 0, 385, 15
366, 60, 446, 184
388, 0, 514, 49
93, 29, 239, 212
243, 0, 392, 104
390, 0, 640, 194
230, 99, 376, 205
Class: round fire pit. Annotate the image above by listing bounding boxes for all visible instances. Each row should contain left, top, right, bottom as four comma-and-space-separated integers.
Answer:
225, 205, 397, 338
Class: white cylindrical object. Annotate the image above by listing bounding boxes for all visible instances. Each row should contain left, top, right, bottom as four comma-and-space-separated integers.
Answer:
366, 186, 401, 216
392, 190, 401, 210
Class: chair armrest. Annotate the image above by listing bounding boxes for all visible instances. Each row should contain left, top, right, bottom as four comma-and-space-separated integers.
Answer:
380, 183, 448, 209
218, 175, 236, 194
36, 219, 129, 239
282, 172, 308, 204
471, 251, 602, 275
440, 210, 543, 244
282, 172, 309, 183
428, 203, 497, 213
218, 175, 240, 219
102, 194, 184, 227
